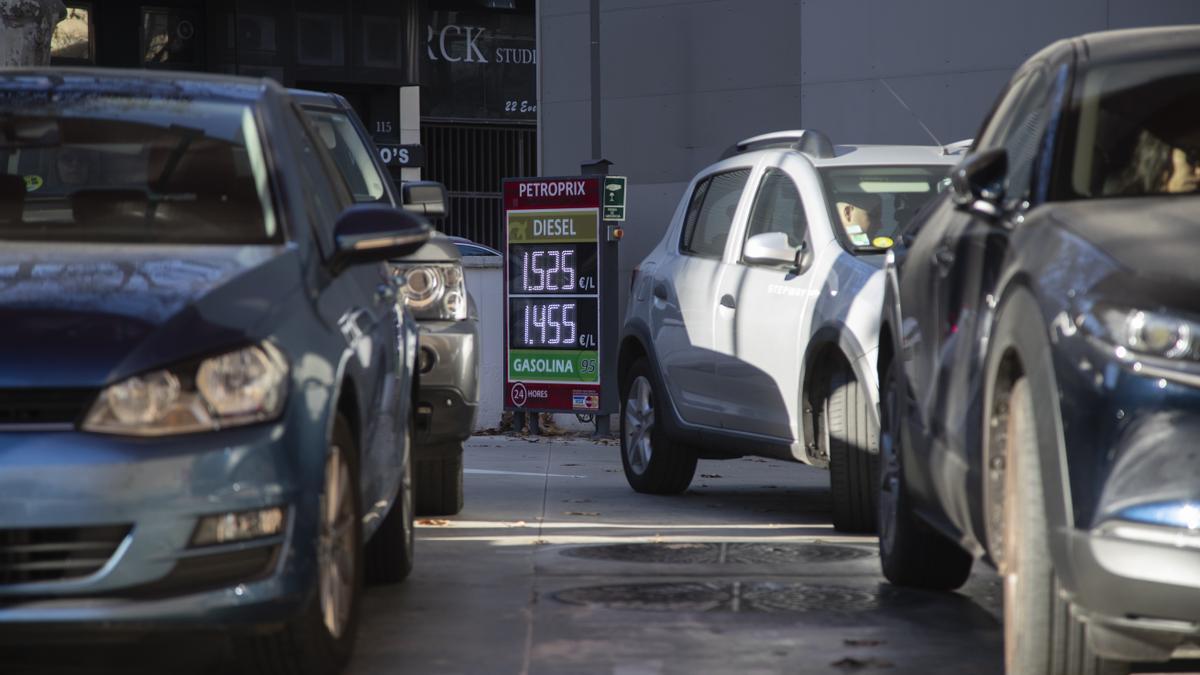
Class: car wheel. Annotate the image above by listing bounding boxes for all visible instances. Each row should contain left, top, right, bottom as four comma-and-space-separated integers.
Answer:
620, 357, 697, 494
878, 360, 972, 590
365, 413, 415, 585
999, 378, 1129, 675
415, 446, 464, 516
235, 413, 363, 675
824, 369, 880, 533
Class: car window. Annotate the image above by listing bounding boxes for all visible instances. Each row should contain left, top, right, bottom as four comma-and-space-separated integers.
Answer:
742, 169, 807, 257
303, 107, 387, 203
679, 168, 750, 258
1063, 54, 1200, 201
0, 94, 278, 244
283, 106, 346, 236
819, 165, 952, 252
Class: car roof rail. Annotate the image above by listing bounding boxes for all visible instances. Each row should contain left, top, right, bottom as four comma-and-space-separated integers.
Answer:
719, 129, 835, 160
943, 138, 974, 155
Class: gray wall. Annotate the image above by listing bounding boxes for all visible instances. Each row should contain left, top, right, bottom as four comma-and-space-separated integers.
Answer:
538, 0, 1200, 314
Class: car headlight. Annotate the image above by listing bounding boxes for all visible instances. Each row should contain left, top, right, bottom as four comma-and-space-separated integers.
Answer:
1092, 305, 1199, 361
83, 343, 289, 436
392, 262, 467, 320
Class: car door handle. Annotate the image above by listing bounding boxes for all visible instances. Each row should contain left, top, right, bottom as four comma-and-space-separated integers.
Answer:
720, 294, 736, 309
653, 283, 669, 300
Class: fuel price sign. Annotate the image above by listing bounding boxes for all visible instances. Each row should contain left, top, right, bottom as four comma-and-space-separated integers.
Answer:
503, 177, 604, 413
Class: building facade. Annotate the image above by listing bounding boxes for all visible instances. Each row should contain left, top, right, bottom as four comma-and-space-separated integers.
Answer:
50, 0, 535, 248
539, 0, 1200, 315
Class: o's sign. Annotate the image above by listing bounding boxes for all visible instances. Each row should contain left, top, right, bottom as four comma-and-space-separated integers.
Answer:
503, 176, 604, 413
376, 144, 425, 168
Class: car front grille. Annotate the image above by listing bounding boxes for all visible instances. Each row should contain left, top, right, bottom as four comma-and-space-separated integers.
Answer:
0, 525, 131, 585
0, 388, 95, 427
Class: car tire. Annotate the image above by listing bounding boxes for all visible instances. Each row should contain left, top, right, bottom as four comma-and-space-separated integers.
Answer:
999, 377, 1129, 675
235, 413, 363, 675
878, 360, 973, 590
824, 369, 880, 533
620, 357, 697, 495
415, 449, 464, 516
364, 415, 415, 585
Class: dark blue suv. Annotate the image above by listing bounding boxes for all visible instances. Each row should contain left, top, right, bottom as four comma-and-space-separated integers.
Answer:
0, 69, 428, 675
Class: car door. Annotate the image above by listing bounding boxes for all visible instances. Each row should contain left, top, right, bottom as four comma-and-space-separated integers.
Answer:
916, 64, 1061, 525
287, 105, 403, 509
714, 159, 823, 439
653, 166, 754, 426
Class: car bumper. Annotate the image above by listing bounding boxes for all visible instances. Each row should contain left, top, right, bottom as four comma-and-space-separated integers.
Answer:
1056, 340, 1200, 661
1067, 526, 1200, 661
415, 318, 479, 446
0, 421, 321, 628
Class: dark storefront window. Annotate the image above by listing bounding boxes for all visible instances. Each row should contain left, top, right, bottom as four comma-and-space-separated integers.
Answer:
296, 12, 344, 66
51, 5, 94, 63
422, 6, 536, 248
142, 7, 202, 68
423, 9, 536, 123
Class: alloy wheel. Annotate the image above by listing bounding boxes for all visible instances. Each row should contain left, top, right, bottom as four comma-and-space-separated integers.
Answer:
624, 376, 655, 475
319, 444, 356, 639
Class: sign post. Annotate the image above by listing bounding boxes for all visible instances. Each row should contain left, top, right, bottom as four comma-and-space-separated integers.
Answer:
503, 177, 610, 416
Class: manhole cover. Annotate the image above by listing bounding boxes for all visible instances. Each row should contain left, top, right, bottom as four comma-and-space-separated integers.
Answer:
560, 542, 874, 565
738, 582, 879, 612
554, 582, 888, 613
725, 543, 873, 564
555, 582, 731, 612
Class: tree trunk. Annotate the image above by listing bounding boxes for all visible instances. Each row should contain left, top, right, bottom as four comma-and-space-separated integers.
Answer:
0, 0, 65, 67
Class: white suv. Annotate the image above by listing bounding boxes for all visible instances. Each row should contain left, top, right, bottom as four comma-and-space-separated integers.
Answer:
619, 130, 962, 532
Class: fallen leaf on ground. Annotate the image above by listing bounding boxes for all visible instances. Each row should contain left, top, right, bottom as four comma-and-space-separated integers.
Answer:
831, 657, 894, 670
843, 639, 886, 647
700, 473, 722, 478
417, 519, 451, 526
563, 511, 600, 516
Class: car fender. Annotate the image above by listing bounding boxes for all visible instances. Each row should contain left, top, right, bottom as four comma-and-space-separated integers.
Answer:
984, 281, 1075, 579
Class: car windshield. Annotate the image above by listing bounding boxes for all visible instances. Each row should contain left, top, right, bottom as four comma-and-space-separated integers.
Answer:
304, 108, 387, 203
0, 93, 277, 244
819, 165, 952, 252
1065, 55, 1200, 200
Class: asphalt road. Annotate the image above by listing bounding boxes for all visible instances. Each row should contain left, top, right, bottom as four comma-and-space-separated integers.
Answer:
2, 434, 1007, 675
347, 434, 1005, 675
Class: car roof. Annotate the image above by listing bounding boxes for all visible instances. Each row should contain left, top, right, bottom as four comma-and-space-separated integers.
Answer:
288, 88, 347, 110
812, 144, 964, 167
1078, 25, 1200, 65
0, 67, 279, 104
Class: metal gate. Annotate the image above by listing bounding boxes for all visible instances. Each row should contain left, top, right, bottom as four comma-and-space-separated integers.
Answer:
421, 122, 536, 251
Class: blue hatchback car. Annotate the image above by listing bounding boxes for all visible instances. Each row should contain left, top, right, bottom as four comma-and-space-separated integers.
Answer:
0, 69, 429, 675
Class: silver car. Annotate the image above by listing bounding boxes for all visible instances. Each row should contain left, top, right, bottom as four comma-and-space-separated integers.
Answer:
294, 90, 480, 516
619, 130, 961, 532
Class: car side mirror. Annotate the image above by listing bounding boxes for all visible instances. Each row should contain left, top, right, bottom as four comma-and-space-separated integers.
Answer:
330, 204, 431, 274
951, 147, 1007, 219
744, 232, 809, 270
401, 180, 449, 218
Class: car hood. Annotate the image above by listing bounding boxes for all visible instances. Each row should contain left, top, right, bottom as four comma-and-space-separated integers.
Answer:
1050, 196, 1200, 286
0, 244, 302, 388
